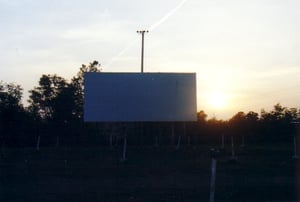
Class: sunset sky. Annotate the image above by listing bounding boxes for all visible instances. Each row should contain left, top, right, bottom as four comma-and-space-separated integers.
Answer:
1, 0, 300, 119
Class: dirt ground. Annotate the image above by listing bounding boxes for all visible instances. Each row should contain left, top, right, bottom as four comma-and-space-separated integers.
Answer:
0, 144, 298, 202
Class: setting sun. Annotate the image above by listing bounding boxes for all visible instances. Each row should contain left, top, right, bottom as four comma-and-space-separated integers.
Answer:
206, 92, 228, 109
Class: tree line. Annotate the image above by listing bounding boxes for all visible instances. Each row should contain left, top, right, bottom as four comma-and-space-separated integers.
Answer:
0, 61, 300, 147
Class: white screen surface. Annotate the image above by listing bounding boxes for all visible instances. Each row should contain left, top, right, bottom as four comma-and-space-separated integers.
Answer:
84, 72, 196, 122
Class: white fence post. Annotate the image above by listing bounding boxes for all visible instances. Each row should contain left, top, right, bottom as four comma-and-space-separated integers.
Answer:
209, 158, 217, 202
36, 136, 40, 151
121, 125, 127, 162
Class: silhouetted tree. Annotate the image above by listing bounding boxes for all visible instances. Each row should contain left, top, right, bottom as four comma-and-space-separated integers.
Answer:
28, 74, 69, 121
0, 81, 27, 146
70, 60, 101, 121
67, 61, 102, 145
260, 103, 297, 141
190, 110, 208, 144
197, 110, 207, 122
206, 117, 227, 143
244, 111, 259, 140
4, 59, 300, 147
26, 61, 102, 146
229, 112, 246, 134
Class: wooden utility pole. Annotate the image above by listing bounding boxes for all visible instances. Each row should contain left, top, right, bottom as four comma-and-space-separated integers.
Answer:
137, 30, 149, 73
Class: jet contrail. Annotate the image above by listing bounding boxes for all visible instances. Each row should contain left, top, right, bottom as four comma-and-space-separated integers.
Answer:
104, 38, 139, 68
148, 0, 189, 31
104, 0, 188, 68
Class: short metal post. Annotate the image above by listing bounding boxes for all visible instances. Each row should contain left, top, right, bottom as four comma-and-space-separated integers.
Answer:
209, 149, 217, 202
221, 134, 225, 149
293, 135, 298, 159
36, 136, 40, 151
121, 125, 127, 162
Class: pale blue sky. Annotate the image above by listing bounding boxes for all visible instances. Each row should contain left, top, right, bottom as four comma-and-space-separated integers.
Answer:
1, 0, 300, 119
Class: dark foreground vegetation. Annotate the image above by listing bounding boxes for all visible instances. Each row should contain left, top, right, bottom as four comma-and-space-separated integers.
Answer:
1, 144, 298, 201
1, 61, 300, 201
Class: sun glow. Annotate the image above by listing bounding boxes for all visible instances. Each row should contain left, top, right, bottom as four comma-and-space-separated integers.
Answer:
206, 92, 228, 109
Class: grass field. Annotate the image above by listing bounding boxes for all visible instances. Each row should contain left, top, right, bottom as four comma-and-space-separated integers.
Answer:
0, 143, 298, 202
